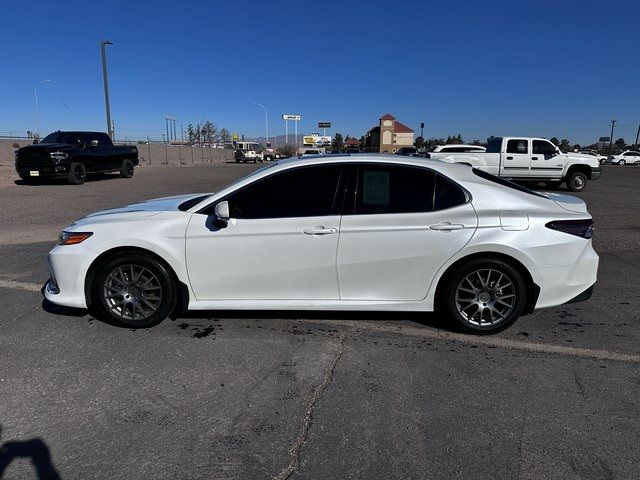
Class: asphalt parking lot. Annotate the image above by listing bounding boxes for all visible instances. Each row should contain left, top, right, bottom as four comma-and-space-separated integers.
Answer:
1, 162, 639, 479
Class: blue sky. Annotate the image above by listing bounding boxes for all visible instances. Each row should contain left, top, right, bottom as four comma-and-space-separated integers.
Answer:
1, 0, 639, 145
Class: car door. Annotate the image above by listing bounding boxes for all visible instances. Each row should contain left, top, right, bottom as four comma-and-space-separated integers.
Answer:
531, 140, 563, 178
83, 133, 113, 172
501, 139, 530, 177
337, 163, 478, 301
185, 164, 345, 300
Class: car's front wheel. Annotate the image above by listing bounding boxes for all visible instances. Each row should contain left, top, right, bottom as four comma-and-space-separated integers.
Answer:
441, 257, 527, 334
618, 159, 626, 166
90, 252, 177, 328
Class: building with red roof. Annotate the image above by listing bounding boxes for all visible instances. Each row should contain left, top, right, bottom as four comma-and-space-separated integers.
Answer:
364, 113, 415, 153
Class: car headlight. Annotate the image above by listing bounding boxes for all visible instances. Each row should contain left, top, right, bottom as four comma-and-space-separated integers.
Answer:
58, 231, 93, 245
50, 151, 68, 162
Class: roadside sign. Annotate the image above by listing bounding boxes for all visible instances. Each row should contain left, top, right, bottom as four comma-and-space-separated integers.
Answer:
599, 137, 610, 142
232, 133, 239, 141
318, 122, 331, 129
282, 114, 301, 121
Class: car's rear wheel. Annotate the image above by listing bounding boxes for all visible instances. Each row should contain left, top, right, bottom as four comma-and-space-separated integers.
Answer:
91, 253, 177, 328
120, 159, 135, 178
566, 171, 587, 192
68, 162, 86, 185
441, 257, 527, 334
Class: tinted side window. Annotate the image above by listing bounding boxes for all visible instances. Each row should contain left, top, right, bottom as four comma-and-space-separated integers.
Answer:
96, 133, 112, 146
355, 165, 435, 215
533, 140, 556, 155
507, 139, 528, 154
434, 174, 467, 210
225, 165, 342, 219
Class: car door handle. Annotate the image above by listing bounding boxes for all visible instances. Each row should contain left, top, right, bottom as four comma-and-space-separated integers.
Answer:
506, 156, 513, 160
303, 226, 338, 235
430, 222, 465, 231
531, 156, 538, 160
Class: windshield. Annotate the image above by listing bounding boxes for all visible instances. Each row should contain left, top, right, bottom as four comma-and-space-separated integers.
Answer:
40, 132, 84, 145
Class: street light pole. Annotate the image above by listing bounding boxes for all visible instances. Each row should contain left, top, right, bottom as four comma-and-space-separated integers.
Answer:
254, 103, 268, 145
100, 40, 114, 139
34, 80, 50, 137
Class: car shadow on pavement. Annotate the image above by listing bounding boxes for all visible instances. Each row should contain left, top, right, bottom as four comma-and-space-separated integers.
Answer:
14, 173, 120, 186
41, 299, 458, 333
0, 424, 61, 480
176, 309, 454, 332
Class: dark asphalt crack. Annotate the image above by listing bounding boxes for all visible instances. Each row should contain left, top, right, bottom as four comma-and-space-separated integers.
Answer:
273, 333, 346, 480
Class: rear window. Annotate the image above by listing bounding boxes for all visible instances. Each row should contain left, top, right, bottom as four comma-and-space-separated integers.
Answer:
485, 137, 502, 153
472, 168, 548, 198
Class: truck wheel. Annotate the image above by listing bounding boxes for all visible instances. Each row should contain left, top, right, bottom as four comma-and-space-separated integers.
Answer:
120, 159, 135, 178
566, 171, 587, 192
68, 162, 86, 185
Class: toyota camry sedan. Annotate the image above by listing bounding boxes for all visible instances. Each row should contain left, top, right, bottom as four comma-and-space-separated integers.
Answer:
44, 155, 598, 334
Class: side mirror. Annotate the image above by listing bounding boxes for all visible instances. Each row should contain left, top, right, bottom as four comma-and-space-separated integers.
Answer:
213, 201, 230, 228
215, 201, 230, 220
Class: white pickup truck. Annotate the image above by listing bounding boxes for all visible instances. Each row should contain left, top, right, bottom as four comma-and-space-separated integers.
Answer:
428, 136, 602, 192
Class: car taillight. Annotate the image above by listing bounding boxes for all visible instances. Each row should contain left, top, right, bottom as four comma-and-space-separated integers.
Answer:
546, 219, 594, 239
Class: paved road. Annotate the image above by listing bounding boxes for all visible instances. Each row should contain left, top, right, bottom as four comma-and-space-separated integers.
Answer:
0, 163, 639, 479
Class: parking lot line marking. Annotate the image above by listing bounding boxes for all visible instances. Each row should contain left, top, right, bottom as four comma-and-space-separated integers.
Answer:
0, 279, 43, 293
314, 319, 640, 364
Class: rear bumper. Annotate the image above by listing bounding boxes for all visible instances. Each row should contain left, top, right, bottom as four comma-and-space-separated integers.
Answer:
591, 166, 603, 180
530, 242, 599, 309
564, 285, 594, 304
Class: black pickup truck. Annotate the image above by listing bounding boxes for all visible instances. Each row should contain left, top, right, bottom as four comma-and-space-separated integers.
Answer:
15, 131, 139, 185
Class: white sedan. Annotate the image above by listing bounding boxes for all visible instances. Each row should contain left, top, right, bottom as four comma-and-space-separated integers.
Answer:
607, 150, 640, 165
44, 155, 599, 334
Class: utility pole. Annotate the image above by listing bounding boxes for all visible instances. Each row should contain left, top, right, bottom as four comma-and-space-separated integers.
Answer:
34, 79, 51, 137
608, 120, 617, 154
100, 40, 114, 139
255, 103, 268, 145
420, 122, 424, 140
635, 123, 640, 147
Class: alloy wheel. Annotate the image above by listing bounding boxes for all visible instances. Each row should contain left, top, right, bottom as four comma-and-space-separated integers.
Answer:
455, 269, 516, 326
103, 264, 163, 321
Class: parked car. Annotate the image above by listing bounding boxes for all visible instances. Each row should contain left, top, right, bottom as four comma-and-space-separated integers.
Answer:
428, 136, 602, 192
298, 148, 324, 156
14, 131, 138, 185
607, 150, 640, 165
234, 142, 264, 163
396, 146, 418, 156
44, 155, 598, 334
578, 150, 608, 165
429, 144, 487, 154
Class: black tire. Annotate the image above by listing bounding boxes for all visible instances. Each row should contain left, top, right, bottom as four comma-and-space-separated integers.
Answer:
618, 159, 626, 166
566, 170, 588, 192
90, 252, 177, 328
120, 159, 135, 178
68, 162, 86, 185
440, 257, 527, 335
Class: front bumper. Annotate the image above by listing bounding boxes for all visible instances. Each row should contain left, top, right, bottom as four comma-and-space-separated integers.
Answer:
16, 162, 69, 178
43, 243, 99, 309
591, 166, 603, 180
